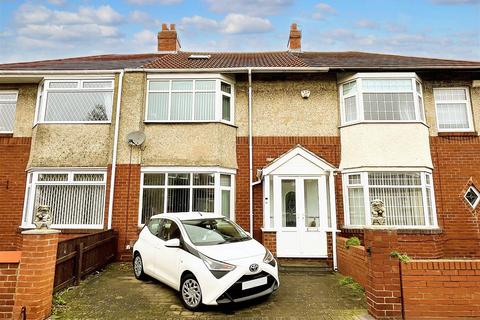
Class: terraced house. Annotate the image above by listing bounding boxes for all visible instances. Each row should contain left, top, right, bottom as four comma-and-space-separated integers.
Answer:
1, 23, 479, 267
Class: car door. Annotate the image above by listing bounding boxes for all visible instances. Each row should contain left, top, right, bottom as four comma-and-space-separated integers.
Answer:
154, 218, 182, 288
141, 218, 164, 276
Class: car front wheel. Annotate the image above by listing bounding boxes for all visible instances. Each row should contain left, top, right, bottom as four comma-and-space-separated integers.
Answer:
180, 274, 202, 311
133, 253, 147, 280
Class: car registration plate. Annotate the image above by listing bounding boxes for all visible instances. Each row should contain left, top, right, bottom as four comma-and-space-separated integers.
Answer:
242, 276, 268, 290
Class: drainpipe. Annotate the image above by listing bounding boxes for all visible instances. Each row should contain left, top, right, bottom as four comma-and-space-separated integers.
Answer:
248, 68, 254, 236
107, 70, 124, 229
329, 170, 338, 271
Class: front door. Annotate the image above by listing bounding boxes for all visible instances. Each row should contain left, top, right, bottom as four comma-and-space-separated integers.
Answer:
274, 176, 328, 257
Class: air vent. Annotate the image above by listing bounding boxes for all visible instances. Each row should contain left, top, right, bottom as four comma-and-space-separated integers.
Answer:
188, 54, 211, 59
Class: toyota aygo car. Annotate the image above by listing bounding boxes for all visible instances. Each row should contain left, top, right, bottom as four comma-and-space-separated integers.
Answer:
132, 213, 279, 310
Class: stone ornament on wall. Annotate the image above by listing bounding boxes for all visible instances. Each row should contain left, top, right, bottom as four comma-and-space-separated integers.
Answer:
34, 205, 52, 229
371, 199, 386, 225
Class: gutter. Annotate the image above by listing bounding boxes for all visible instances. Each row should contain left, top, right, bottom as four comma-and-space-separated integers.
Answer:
107, 70, 124, 229
0, 70, 123, 75
124, 67, 329, 73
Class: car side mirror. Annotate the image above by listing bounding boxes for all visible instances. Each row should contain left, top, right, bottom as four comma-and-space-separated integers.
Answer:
245, 232, 251, 237
165, 238, 180, 248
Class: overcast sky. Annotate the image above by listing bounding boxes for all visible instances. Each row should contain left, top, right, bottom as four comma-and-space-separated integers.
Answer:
0, 0, 479, 63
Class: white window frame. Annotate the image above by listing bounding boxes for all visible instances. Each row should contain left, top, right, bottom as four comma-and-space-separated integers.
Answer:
145, 74, 235, 125
338, 72, 425, 125
138, 167, 236, 226
433, 87, 474, 132
342, 171, 438, 228
464, 186, 480, 209
34, 77, 115, 124
0, 90, 18, 133
22, 168, 107, 229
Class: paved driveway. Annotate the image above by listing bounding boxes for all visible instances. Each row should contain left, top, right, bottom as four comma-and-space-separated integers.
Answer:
53, 263, 368, 319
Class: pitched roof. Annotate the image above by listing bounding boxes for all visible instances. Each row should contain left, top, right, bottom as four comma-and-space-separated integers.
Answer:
0, 53, 162, 70
143, 51, 309, 69
297, 51, 480, 69
0, 51, 478, 72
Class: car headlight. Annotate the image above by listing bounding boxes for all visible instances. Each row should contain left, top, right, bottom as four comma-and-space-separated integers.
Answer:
263, 249, 276, 267
199, 252, 235, 278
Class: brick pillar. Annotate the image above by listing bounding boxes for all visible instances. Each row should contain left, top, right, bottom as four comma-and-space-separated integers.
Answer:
13, 229, 60, 320
0, 251, 21, 319
364, 228, 403, 320
262, 231, 277, 257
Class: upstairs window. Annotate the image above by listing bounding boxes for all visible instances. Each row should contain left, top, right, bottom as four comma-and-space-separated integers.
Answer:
146, 77, 234, 123
36, 79, 114, 123
339, 73, 424, 124
0, 91, 18, 133
434, 87, 474, 132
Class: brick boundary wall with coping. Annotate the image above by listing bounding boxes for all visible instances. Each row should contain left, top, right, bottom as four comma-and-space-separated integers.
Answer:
401, 259, 480, 319
336, 236, 368, 288
0, 252, 21, 319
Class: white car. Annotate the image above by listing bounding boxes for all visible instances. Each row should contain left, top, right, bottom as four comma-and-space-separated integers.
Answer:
132, 213, 279, 310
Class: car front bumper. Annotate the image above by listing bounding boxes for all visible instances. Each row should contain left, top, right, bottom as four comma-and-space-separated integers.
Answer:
199, 259, 279, 305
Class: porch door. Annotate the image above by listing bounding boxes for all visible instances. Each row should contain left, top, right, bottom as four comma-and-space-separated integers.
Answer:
274, 176, 328, 258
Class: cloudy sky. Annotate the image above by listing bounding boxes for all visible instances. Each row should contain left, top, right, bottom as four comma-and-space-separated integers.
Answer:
0, 0, 479, 63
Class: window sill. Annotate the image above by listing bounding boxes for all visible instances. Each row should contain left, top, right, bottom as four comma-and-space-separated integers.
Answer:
341, 226, 442, 235
339, 121, 429, 129
35, 122, 112, 125
144, 121, 237, 128
437, 131, 478, 137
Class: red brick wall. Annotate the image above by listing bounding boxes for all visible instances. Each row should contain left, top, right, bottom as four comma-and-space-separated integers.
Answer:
111, 164, 141, 261
430, 136, 480, 257
262, 231, 277, 256
0, 252, 20, 320
336, 236, 368, 287
236, 136, 341, 244
364, 229, 403, 319
14, 232, 59, 320
0, 137, 31, 251
401, 259, 480, 319
397, 231, 444, 258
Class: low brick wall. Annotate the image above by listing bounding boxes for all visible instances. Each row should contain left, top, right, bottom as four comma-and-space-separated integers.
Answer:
0, 251, 21, 319
401, 259, 480, 319
336, 236, 368, 287
262, 231, 277, 257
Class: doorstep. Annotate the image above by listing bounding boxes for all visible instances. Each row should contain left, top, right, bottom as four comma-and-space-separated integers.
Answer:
278, 257, 332, 273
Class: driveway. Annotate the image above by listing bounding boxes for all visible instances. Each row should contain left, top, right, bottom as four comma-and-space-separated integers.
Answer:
52, 263, 368, 319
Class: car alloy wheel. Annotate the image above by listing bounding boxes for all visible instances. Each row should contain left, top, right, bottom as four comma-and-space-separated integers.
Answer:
133, 253, 147, 280
181, 277, 202, 310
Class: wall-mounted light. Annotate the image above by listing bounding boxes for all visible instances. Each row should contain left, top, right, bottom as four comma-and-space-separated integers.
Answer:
301, 90, 310, 99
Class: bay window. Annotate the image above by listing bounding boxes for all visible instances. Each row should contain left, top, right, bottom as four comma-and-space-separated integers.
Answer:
140, 168, 235, 224
339, 73, 424, 124
145, 76, 234, 123
343, 171, 437, 228
0, 91, 18, 133
36, 79, 114, 123
434, 87, 474, 132
23, 170, 107, 228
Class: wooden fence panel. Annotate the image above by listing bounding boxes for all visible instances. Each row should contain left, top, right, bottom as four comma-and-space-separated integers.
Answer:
54, 230, 118, 292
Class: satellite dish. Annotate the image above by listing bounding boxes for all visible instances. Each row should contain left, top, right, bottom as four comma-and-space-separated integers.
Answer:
126, 131, 146, 146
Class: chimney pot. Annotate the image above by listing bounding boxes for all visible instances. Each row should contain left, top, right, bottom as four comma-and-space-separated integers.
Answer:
288, 23, 301, 52
158, 23, 181, 52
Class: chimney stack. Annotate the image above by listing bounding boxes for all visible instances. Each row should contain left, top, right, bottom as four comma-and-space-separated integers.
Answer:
158, 23, 181, 52
288, 23, 301, 52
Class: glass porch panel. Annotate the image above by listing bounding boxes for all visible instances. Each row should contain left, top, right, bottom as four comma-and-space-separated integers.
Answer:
304, 179, 320, 228
282, 180, 296, 227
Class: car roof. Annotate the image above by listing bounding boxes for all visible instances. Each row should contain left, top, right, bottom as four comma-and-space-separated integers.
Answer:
150, 212, 225, 221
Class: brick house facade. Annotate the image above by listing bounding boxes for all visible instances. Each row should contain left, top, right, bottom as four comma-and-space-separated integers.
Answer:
0, 23, 479, 268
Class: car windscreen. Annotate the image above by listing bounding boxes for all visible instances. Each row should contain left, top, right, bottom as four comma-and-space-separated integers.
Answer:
182, 218, 250, 246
